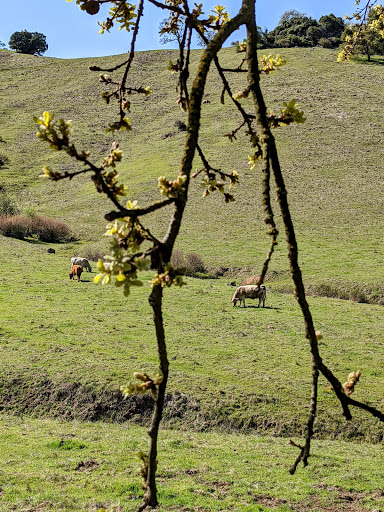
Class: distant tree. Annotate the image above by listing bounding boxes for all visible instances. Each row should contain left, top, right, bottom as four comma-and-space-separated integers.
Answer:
340, 6, 384, 60
0, 41, 6, 49
8, 30, 48, 56
269, 10, 318, 47
338, 1, 384, 61
196, 28, 216, 47
278, 9, 305, 25
232, 26, 270, 52
342, 23, 384, 60
319, 13, 345, 40
159, 17, 184, 47
256, 26, 270, 48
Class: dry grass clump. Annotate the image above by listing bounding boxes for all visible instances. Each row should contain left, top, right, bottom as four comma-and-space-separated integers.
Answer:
0, 215, 75, 243
241, 275, 261, 286
170, 249, 185, 270
171, 249, 207, 277
82, 245, 106, 262
0, 215, 26, 239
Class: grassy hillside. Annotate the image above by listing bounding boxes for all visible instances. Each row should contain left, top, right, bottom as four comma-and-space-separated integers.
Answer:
0, 415, 383, 512
0, 47, 383, 293
0, 43, 383, 436
0, 235, 383, 442
0, 47, 383, 511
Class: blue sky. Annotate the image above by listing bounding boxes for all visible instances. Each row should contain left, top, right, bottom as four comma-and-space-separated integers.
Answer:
0, 0, 355, 59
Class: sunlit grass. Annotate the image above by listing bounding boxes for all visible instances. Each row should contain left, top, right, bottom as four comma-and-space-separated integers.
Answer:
1, 414, 383, 512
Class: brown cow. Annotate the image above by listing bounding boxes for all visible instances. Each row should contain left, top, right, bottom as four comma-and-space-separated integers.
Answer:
69, 265, 83, 282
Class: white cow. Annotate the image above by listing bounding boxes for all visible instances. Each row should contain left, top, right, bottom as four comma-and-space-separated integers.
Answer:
232, 285, 266, 308
70, 257, 92, 272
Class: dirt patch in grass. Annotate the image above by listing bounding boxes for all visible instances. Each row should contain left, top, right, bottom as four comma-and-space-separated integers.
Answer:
274, 280, 384, 306
305, 282, 384, 306
250, 487, 379, 512
74, 459, 100, 472
0, 374, 206, 428
0, 374, 382, 442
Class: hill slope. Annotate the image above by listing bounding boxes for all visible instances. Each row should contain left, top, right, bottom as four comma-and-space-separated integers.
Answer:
0, 48, 383, 441
0, 47, 383, 293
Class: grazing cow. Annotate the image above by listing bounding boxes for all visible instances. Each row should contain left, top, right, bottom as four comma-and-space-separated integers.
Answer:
71, 257, 92, 272
47, 248, 55, 254
69, 265, 83, 282
232, 285, 267, 308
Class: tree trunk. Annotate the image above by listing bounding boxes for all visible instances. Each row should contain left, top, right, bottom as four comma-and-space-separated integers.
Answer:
141, 284, 169, 509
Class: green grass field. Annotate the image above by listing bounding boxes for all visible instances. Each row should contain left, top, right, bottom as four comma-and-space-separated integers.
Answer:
0, 45, 383, 511
1, 415, 384, 512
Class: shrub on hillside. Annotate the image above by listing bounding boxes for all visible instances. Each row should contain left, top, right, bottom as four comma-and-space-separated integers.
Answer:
0, 192, 20, 216
28, 216, 74, 242
0, 216, 28, 239
170, 249, 207, 277
0, 214, 74, 242
0, 154, 10, 168
83, 245, 106, 262
186, 253, 206, 274
318, 37, 334, 48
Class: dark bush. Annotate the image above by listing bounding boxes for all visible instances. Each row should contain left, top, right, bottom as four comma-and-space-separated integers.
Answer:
0, 216, 28, 239
174, 120, 187, 131
0, 214, 74, 242
0, 154, 9, 167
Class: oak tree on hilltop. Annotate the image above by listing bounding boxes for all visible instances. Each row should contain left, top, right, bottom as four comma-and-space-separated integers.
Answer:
9, 30, 48, 56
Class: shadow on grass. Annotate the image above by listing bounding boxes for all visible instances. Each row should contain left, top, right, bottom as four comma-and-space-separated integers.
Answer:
24, 237, 75, 245
234, 305, 281, 310
353, 55, 384, 66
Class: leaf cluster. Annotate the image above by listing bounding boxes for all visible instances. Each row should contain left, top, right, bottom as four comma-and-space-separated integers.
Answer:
338, 1, 384, 61
94, 216, 150, 295
121, 371, 164, 399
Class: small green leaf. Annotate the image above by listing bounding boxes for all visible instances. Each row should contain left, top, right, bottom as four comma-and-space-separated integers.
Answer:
94, 274, 104, 284
102, 274, 111, 285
